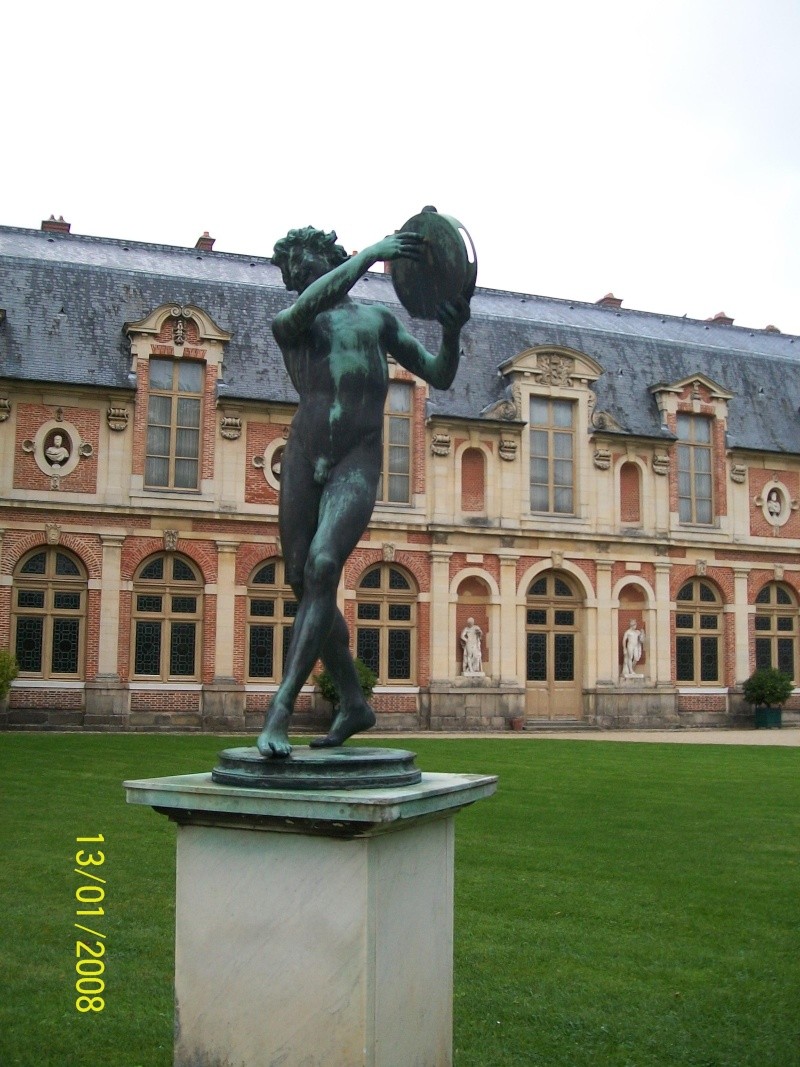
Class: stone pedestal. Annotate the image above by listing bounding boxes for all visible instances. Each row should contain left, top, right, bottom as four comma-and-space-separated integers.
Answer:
125, 766, 496, 1067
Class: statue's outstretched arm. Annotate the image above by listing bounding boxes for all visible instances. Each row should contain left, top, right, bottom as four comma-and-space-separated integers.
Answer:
273, 234, 424, 344
382, 297, 470, 391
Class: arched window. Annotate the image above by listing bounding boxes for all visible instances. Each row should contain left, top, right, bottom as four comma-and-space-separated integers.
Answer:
246, 559, 298, 681
461, 448, 486, 512
355, 565, 417, 684
12, 547, 87, 678
619, 461, 641, 525
674, 579, 722, 684
132, 554, 202, 679
754, 583, 797, 679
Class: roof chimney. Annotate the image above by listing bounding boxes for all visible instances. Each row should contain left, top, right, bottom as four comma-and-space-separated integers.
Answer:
41, 215, 71, 235
706, 311, 734, 325
195, 231, 215, 252
596, 292, 623, 309
765, 324, 781, 334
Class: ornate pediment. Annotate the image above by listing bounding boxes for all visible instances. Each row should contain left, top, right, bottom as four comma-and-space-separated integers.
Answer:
649, 373, 732, 404
498, 346, 603, 388
124, 303, 231, 345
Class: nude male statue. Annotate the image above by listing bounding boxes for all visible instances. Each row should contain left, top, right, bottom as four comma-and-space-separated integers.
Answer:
257, 226, 470, 757
622, 619, 644, 678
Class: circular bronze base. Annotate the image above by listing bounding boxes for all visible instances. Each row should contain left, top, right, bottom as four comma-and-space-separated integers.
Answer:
212, 746, 422, 791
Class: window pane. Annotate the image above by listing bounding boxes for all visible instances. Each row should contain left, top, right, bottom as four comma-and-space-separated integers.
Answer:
675, 613, 693, 629
387, 629, 411, 679
755, 586, 771, 604
147, 425, 171, 457
51, 618, 79, 674
137, 594, 163, 613
552, 401, 573, 428
174, 459, 198, 489
554, 633, 575, 681
250, 599, 275, 618
177, 397, 201, 430
699, 636, 719, 682
148, 359, 174, 390
529, 578, 547, 597
253, 563, 276, 585
776, 587, 792, 606
54, 592, 81, 610
356, 628, 380, 675
20, 552, 47, 575
360, 569, 381, 589
148, 394, 172, 424
699, 614, 719, 631
678, 498, 692, 523
16, 617, 44, 672
145, 457, 170, 487
553, 432, 573, 459
388, 418, 410, 446
554, 579, 572, 598
675, 636, 694, 681
388, 474, 410, 502
777, 617, 794, 632
178, 362, 204, 393
176, 427, 200, 458
530, 397, 548, 425
694, 449, 711, 474
694, 418, 711, 444
172, 596, 197, 614
283, 600, 299, 619
135, 620, 161, 675
17, 590, 45, 609
531, 485, 549, 511
777, 641, 795, 678
249, 625, 274, 678
526, 632, 546, 681
358, 603, 381, 621
754, 616, 771, 631
389, 569, 410, 590
172, 558, 196, 581
388, 382, 412, 413
55, 554, 81, 577
530, 430, 548, 456
140, 557, 164, 580
527, 609, 547, 626
553, 486, 573, 513
677, 584, 693, 601
388, 604, 412, 621
554, 610, 574, 626
755, 638, 772, 671
699, 583, 716, 603
170, 622, 196, 676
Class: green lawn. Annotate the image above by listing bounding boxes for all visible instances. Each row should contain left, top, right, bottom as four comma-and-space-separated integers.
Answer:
1, 734, 798, 1067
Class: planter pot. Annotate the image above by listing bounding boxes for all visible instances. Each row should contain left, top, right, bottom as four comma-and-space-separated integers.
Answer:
509, 716, 525, 732
754, 705, 782, 729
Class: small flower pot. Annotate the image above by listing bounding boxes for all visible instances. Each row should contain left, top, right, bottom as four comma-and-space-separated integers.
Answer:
509, 716, 525, 732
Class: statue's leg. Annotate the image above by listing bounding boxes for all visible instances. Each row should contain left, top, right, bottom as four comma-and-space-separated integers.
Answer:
258, 441, 380, 756
257, 442, 319, 757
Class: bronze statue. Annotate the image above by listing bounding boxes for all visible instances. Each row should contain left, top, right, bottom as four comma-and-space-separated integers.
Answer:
257, 226, 471, 757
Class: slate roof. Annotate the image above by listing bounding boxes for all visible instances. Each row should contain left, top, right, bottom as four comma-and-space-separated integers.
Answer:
1, 224, 799, 454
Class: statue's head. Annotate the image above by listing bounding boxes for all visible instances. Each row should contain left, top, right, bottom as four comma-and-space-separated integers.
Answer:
272, 227, 349, 292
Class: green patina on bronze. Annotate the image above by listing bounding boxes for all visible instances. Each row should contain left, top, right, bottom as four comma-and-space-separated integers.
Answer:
257, 218, 472, 758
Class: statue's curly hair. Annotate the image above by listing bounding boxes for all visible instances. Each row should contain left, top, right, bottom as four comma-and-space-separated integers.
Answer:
272, 227, 349, 287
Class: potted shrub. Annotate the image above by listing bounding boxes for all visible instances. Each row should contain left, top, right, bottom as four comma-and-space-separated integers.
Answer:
0, 649, 19, 714
742, 667, 794, 729
314, 658, 377, 711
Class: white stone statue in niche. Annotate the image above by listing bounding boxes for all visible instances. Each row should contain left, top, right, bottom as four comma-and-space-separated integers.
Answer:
767, 489, 782, 519
461, 618, 484, 676
45, 432, 71, 468
621, 619, 644, 679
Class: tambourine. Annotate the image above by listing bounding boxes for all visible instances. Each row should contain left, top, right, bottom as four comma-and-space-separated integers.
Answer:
391, 206, 477, 320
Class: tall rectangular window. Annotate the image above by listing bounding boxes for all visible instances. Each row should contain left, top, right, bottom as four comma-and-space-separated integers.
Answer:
377, 381, 412, 504
677, 414, 713, 524
530, 397, 575, 513
145, 358, 203, 490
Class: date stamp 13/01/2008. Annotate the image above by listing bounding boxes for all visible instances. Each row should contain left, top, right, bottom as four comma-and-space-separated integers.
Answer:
73, 835, 106, 1013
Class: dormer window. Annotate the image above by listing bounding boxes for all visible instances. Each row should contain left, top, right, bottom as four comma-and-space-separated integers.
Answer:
530, 397, 575, 514
145, 358, 204, 490
676, 414, 713, 524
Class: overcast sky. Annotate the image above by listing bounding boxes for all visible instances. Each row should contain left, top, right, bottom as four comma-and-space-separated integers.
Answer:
4, 1, 799, 333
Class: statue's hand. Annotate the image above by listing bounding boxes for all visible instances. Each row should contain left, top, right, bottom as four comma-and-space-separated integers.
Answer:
437, 295, 471, 334
370, 232, 424, 262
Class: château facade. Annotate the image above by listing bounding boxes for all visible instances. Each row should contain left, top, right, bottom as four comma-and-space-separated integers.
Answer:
1, 218, 799, 732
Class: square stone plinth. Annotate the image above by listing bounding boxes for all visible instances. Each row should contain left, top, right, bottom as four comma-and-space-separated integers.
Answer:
125, 771, 496, 1067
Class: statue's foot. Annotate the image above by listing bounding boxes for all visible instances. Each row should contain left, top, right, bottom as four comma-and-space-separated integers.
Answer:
310, 702, 376, 749
257, 704, 293, 758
